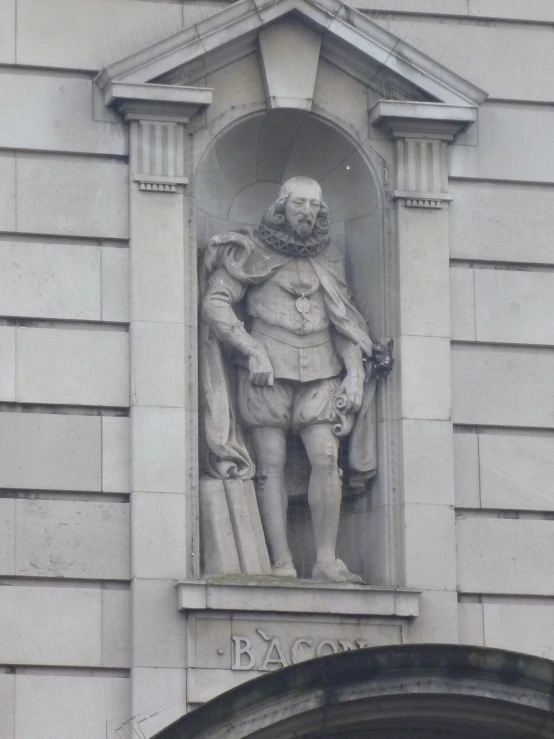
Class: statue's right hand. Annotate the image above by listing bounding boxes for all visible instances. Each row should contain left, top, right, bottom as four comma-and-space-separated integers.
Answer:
248, 346, 274, 386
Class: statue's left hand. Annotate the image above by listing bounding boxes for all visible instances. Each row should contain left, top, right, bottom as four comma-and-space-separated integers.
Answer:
338, 371, 364, 413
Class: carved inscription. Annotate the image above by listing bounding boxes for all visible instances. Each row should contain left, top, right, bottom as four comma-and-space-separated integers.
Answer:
232, 628, 371, 671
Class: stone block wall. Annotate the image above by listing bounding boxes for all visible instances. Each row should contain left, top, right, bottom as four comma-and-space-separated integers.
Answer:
378, 5, 554, 661
365, 0, 554, 664
1, 4, 146, 737
1, 1, 554, 738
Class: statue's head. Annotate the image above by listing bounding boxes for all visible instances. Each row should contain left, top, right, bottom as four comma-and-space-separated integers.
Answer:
263, 176, 329, 241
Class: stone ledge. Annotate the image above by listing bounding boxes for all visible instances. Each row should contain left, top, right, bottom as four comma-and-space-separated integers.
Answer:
176, 578, 420, 617
369, 100, 477, 141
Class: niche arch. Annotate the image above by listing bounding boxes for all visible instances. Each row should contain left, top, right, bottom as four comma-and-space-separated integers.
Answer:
193, 107, 400, 584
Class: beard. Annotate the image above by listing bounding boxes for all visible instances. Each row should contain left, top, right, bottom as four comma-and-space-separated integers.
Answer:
293, 219, 313, 238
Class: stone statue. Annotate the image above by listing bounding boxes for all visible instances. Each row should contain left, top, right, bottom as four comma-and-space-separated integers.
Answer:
200, 177, 386, 583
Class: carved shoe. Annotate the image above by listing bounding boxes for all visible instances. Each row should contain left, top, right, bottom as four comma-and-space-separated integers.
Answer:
271, 559, 297, 579
312, 558, 363, 583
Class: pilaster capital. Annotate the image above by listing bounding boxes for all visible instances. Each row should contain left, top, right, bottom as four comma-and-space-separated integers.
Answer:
370, 101, 477, 208
98, 80, 212, 193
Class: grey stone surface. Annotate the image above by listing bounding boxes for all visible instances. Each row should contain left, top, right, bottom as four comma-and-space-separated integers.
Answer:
453, 432, 480, 508
131, 322, 185, 408
102, 416, 131, 493
187, 668, 255, 706
15, 327, 129, 407
475, 268, 554, 346
0, 73, 125, 156
458, 602, 484, 646
403, 504, 457, 590
355, 0, 467, 13
457, 518, 554, 595
205, 55, 265, 124
0, 326, 15, 401
483, 602, 554, 658
397, 207, 450, 338
200, 478, 241, 576
102, 589, 131, 668
450, 266, 476, 342
385, 18, 554, 102
132, 493, 188, 579
177, 581, 420, 617
468, 0, 554, 22
0, 585, 102, 665
130, 191, 187, 323
133, 579, 187, 668
15, 499, 130, 580
223, 479, 271, 576
451, 104, 554, 183
450, 181, 554, 264
314, 58, 370, 136
0, 675, 14, 739
400, 336, 451, 420
0, 241, 102, 321
408, 590, 459, 644
0, 153, 15, 231
0, 0, 14, 64
259, 18, 321, 109
402, 420, 455, 506
190, 615, 233, 669
0, 413, 101, 491
15, 673, 130, 739
132, 407, 186, 494
479, 433, 554, 511
16, 0, 225, 70
101, 247, 130, 323
16, 156, 129, 239
243, 480, 272, 574
132, 667, 187, 738
452, 345, 554, 428
0, 499, 15, 575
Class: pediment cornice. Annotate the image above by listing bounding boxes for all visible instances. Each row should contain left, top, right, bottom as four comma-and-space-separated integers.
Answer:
95, 0, 487, 118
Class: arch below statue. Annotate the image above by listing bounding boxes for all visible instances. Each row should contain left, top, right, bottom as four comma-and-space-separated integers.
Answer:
154, 644, 554, 739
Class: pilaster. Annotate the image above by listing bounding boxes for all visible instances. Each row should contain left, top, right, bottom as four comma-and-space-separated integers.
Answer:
371, 101, 477, 642
105, 83, 211, 735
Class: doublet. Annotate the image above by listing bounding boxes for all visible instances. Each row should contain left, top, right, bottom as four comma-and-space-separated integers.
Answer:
200, 227, 376, 480
245, 258, 344, 382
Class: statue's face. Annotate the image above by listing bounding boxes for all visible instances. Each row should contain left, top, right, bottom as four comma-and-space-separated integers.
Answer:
284, 181, 322, 238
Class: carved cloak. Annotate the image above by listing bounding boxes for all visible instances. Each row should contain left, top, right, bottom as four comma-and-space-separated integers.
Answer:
199, 229, 377, 485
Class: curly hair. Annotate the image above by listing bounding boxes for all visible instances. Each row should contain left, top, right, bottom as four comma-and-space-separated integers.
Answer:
262, 177, 330, 239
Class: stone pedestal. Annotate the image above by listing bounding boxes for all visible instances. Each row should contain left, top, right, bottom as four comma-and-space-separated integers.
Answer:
177, 579, 420, 706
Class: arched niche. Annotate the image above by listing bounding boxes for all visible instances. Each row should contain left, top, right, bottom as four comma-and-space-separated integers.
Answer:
193, 108, 397, 584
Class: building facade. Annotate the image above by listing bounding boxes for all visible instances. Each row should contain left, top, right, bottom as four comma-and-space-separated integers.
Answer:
1, 0, 554, 737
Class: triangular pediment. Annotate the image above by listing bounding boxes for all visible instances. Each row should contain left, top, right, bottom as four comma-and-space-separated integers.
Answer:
95, 0, 486, 118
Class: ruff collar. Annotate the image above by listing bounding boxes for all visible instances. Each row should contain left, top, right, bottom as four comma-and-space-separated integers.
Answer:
257, 223, 329, 257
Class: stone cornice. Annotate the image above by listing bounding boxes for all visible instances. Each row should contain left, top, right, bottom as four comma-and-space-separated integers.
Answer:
102, 81, 212, 123
369, 100, 477, 141
176, 579, 420, 617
